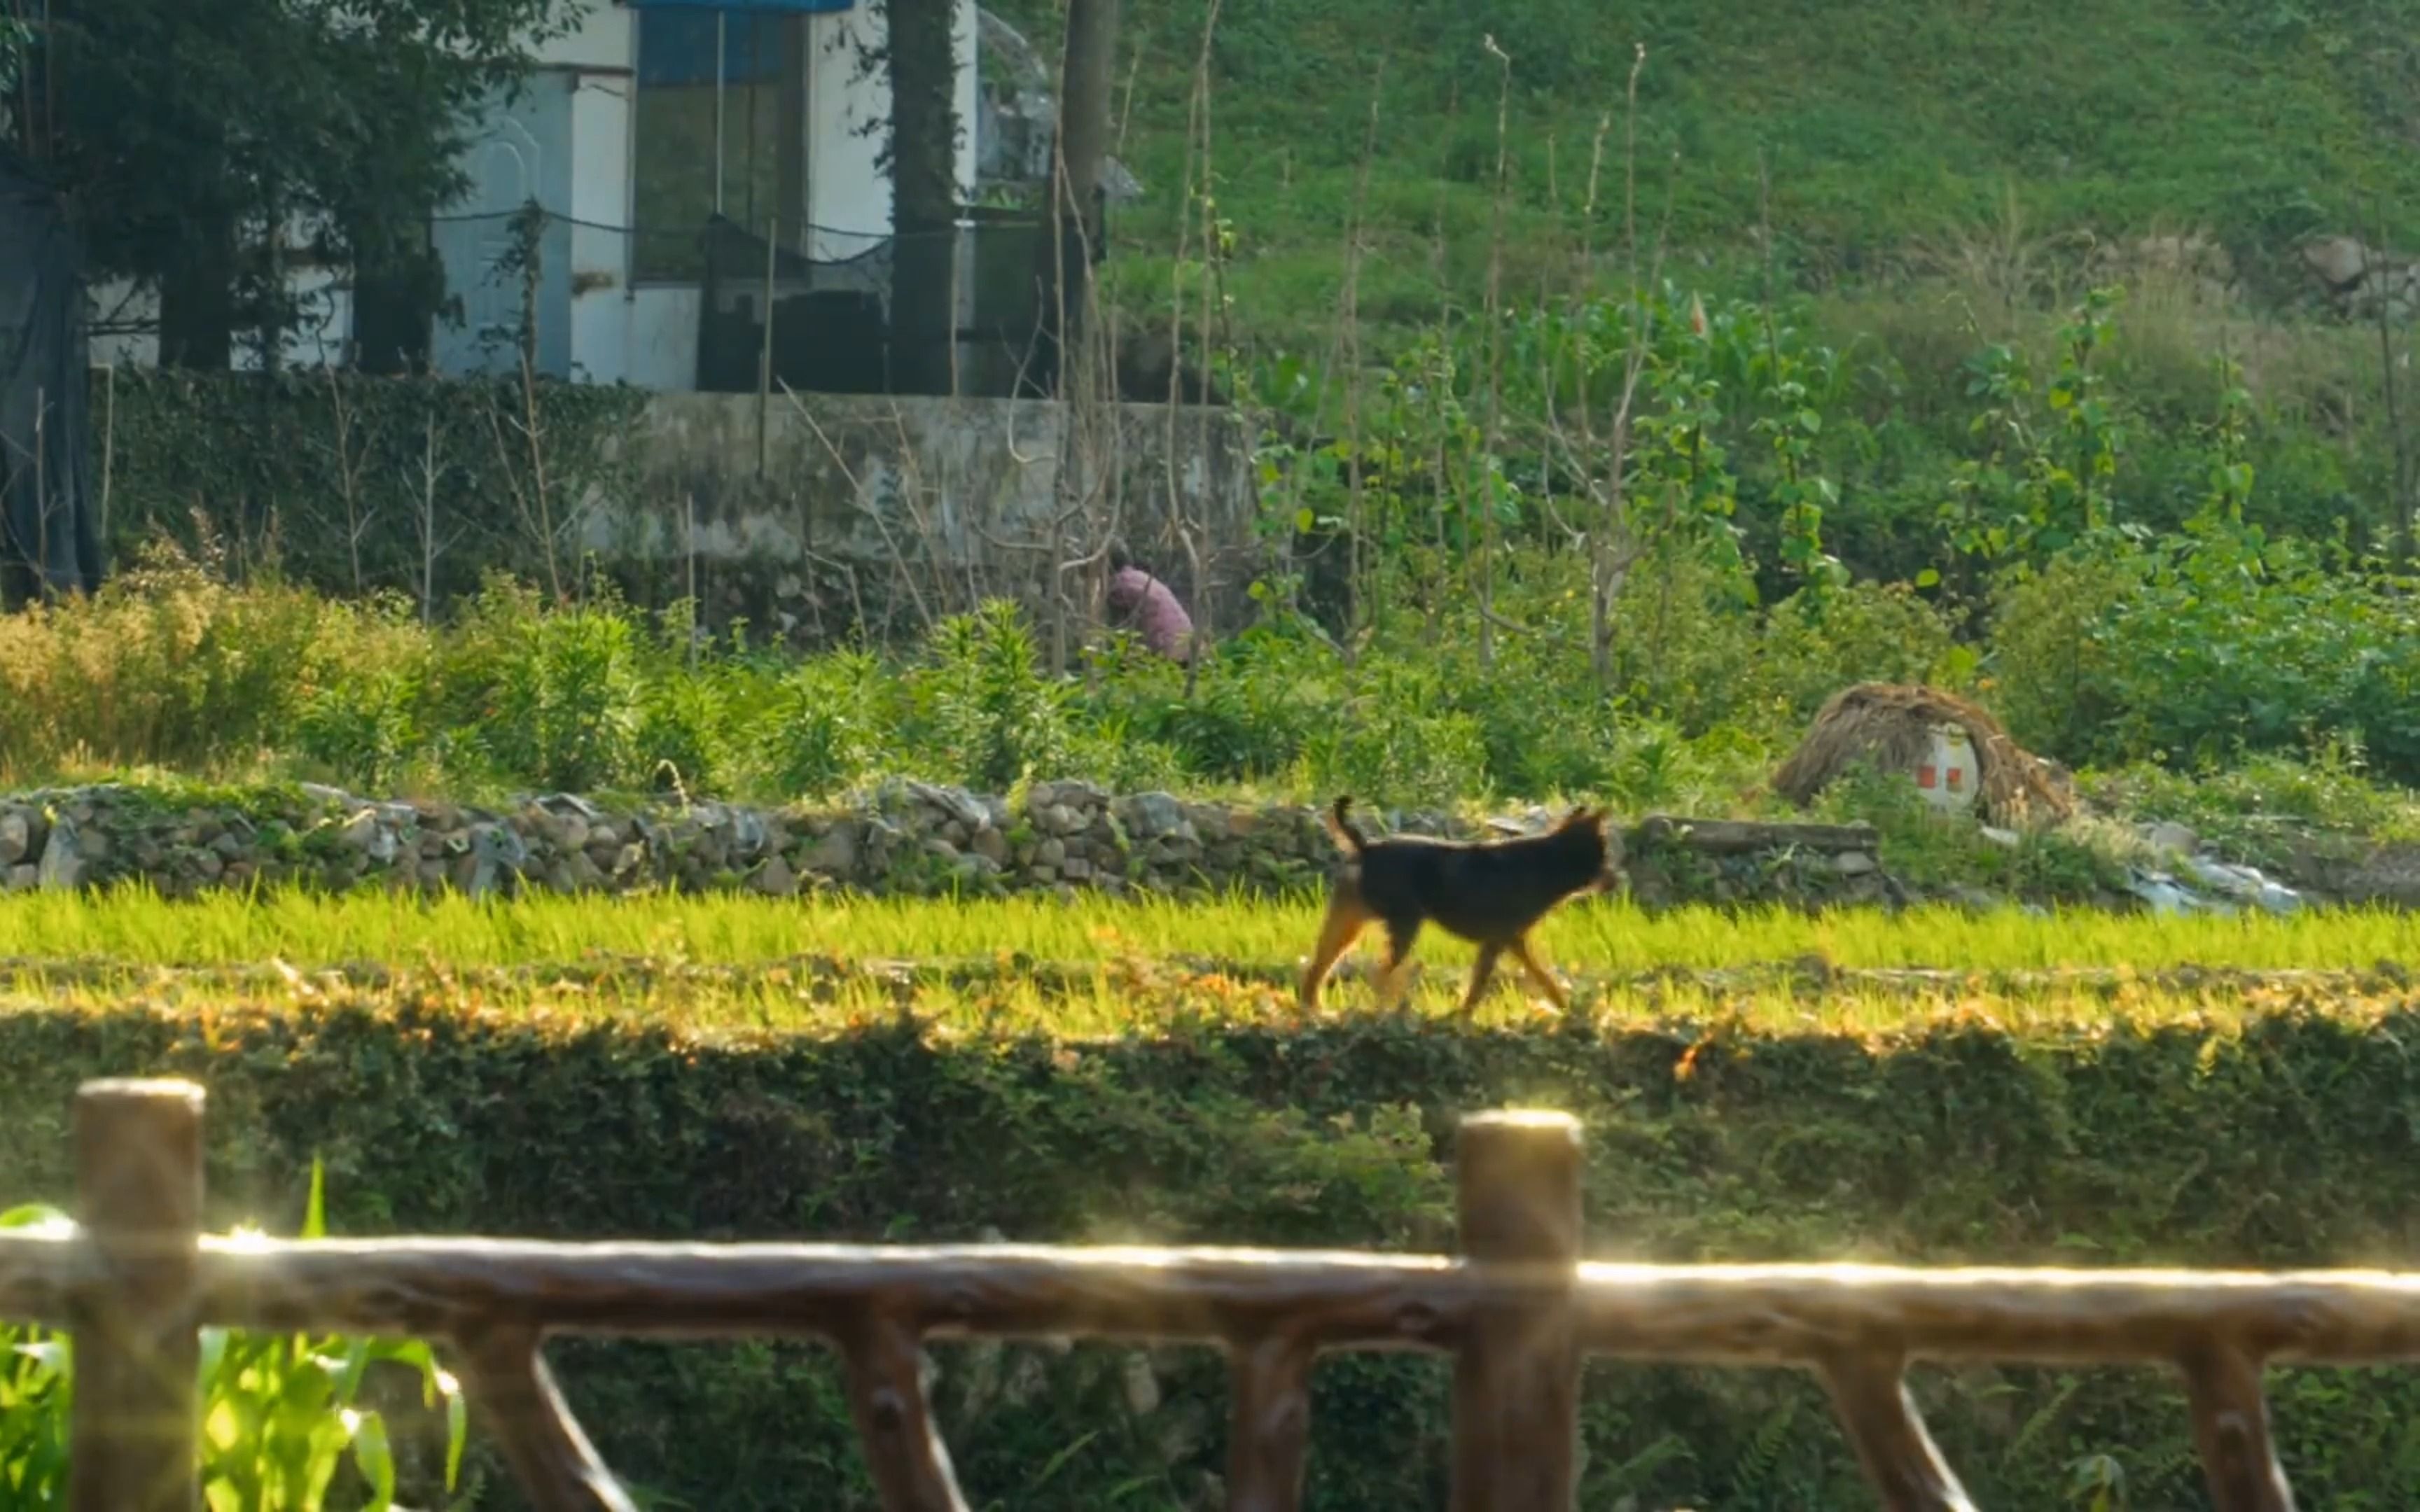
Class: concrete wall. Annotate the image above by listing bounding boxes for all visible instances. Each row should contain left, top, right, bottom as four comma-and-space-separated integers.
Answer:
564, 59, 636, 383
582, 391, 1262, 641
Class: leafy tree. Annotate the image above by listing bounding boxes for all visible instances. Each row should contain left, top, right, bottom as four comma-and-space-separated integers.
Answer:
0, 12, 28, 99
29, 0, 581, 368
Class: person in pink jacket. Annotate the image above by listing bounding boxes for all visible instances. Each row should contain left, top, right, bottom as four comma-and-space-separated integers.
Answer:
1106, 545, 1197, 664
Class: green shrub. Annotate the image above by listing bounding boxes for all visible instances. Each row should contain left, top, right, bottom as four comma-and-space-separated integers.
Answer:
1991, 522, 2420, 784
751, 649, 891, 802
1594, 718, 1770, 815
1095, 626, 1326, 785
1592, 544, 1767, 736
1753, 579, 1971, 724
906, 601, 1075, 793
2098, 528, 2393, 769
1297, 699, 1495, 811
443, 580, 647, 794
2087, 750, 2420, 867
289, 598, 439, 795
1984, 546, 2142, 760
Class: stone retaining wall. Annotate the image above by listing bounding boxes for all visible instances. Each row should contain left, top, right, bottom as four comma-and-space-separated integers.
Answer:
0, 781, 1899, 911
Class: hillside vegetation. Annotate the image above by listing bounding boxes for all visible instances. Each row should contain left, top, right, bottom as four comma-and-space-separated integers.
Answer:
1060, 0, 2420, 340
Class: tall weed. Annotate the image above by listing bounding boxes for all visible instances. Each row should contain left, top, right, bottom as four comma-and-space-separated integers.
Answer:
2, 520, 2414, 816
908, 601, 1073, 792
750, 648, 891, 801
0, 545, 347, 776
440, 579, 646, 793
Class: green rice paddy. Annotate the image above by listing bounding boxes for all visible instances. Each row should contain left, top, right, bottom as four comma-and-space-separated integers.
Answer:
2, 883, 2409, 976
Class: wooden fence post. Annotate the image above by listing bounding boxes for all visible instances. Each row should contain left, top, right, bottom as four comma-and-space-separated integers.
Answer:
69, 1078, 206, 1512
1449, 1109, 1583, 1512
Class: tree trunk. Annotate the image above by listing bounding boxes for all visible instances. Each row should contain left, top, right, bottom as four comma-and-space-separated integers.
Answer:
1024, 0, 1118, 397
346, 204, 443, 375
885, 0, 960, 396
156, 214, 237, 370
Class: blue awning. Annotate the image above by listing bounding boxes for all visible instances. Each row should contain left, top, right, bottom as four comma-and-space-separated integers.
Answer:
628, 0, 854, 11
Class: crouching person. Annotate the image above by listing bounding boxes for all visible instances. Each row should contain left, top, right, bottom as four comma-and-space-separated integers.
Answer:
1106, 545, 1197, 665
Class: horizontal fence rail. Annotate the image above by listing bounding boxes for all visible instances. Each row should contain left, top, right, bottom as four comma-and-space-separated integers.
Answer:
36, 1079, 2394, 1510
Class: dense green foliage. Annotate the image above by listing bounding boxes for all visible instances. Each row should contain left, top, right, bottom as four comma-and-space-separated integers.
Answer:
97, 369, 649, 606
4, 998, 2420, 1507
1992, 521, 2420, 780
71, 246, 2420, 818
7, 534, 2419, 844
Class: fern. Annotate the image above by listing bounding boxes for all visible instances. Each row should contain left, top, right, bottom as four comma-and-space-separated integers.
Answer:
2007, 1373, 2085, 1466
1731, 1397, 1797, 1501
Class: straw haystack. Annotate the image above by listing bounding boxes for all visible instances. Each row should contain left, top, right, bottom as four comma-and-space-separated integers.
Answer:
1770, 682, 2077, 827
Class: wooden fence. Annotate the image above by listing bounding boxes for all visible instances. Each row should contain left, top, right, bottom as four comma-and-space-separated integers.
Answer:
19, 1079, 2419, 1509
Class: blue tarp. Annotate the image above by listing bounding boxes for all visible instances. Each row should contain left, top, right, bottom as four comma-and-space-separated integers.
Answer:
627, 0, 854, 11
632, 1, 858, 88
635, 9, 785, 86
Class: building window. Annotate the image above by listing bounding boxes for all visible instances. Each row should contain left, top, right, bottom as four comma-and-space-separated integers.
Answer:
632, 8, 801, 283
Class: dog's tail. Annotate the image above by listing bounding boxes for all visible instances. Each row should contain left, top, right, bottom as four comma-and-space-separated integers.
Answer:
1323, 794, 1368, 858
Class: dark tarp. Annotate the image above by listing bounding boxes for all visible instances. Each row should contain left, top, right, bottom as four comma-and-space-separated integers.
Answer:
634, 8, 788, 87
0, 148, 102, 604
627, 0, 854, 12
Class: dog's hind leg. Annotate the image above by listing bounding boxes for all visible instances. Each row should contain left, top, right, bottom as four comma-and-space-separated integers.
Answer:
1297, 889, 1372, 1012
1512, 936, 1570, 1011
1372, 917, 1425, 1013
1456, 944, 1504, 1017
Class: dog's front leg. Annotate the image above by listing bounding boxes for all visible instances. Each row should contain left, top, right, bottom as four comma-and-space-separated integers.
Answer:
1512, 937, 1570, 1011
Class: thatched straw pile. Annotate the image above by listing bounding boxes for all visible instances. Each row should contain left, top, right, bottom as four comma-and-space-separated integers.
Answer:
1769, 682, 2077, 827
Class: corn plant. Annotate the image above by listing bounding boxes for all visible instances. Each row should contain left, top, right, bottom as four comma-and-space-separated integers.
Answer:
0, 1164, 468, 1510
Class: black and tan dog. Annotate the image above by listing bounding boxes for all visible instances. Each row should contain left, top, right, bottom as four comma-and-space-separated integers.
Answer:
1297, 796, 1620, 1016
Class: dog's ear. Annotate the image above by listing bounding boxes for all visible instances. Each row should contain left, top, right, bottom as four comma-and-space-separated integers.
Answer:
1559, 804, 1603, 830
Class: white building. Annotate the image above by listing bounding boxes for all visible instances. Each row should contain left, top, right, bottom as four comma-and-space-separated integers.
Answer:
92, 0, 986, 391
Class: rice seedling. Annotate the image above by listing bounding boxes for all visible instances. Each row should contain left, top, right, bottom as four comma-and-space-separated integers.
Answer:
1, 883, 2412, 978
4, 948, 2399, 1042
